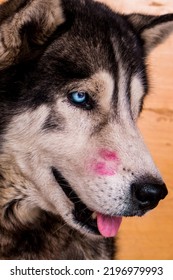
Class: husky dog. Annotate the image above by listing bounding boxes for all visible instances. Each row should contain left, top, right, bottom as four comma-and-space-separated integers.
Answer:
0, 0, 172, 260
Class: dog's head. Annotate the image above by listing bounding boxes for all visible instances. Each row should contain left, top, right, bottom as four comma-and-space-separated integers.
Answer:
0, 0, 172, 237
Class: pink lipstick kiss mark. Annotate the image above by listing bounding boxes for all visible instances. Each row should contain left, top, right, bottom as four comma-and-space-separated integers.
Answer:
99, 149, 118, 161
89, 149, 120, 176
93, 161, 115, 176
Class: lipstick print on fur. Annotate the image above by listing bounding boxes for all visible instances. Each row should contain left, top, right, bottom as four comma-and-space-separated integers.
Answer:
88, 149, 120, 176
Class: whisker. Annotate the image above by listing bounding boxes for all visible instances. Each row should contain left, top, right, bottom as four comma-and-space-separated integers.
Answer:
53, 222, 67, 234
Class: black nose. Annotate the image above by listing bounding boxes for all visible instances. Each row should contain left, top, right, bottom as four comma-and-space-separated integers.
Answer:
132, 181, 168, 210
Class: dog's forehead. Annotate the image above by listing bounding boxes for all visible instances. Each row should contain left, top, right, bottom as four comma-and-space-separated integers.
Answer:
43, 4, 144, 79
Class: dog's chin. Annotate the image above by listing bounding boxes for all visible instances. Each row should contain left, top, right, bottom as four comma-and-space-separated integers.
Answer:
52, 167, 100, 236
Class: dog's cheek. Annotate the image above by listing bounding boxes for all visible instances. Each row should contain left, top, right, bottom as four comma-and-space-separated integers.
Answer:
89, 161, 116, 176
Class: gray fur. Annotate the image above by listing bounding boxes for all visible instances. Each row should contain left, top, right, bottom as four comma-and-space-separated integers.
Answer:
0, 0, 172, 259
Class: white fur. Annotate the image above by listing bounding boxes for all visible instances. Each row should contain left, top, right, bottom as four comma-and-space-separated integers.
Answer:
3, 70, 162, 235
130, 74, 145, 119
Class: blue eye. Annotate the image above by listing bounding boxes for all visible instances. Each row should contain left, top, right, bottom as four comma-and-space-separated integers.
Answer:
68, 91, 94, 110
71, 91, 87, 104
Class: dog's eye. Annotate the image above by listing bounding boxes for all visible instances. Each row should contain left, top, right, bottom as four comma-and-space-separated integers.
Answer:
68, 91, 94, 110
71, 91, 87, 103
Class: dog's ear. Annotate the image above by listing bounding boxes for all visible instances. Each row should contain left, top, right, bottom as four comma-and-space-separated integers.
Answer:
0, 0, 65, 69
127, 14, 173, 54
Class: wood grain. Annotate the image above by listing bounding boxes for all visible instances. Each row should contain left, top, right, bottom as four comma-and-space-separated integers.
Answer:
98, 0, 173, 14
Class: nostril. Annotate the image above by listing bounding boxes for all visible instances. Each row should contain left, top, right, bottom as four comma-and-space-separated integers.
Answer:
132, 182, 168, 210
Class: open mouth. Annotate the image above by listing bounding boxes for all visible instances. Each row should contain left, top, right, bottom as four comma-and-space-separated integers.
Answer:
52, 167, 122, 237
52, 167, 99, 235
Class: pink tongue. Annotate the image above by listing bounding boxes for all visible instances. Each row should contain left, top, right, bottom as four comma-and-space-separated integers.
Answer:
97, 213, 122, 238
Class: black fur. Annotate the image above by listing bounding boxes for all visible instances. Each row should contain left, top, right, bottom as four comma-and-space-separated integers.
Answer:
0, 0, 172, 260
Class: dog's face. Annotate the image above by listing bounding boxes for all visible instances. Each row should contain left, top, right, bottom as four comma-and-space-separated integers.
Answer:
0, 0, 172, 237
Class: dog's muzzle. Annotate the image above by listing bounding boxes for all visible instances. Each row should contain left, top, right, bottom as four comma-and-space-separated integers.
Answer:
52, 167, 168, 237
